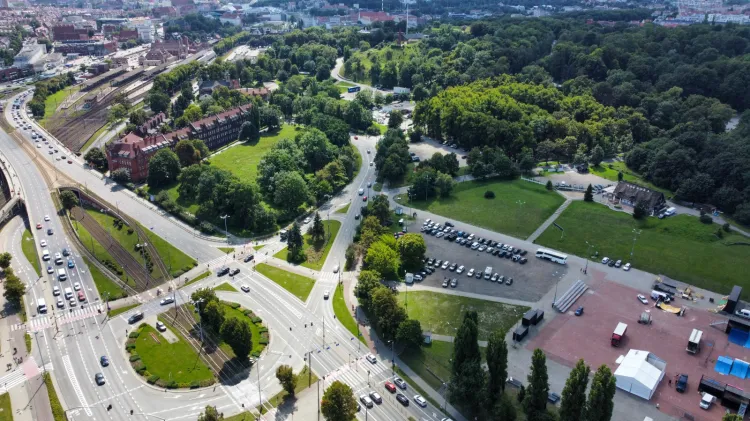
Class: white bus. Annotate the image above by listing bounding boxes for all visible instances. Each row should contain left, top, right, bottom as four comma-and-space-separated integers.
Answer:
535, 248, 568, 265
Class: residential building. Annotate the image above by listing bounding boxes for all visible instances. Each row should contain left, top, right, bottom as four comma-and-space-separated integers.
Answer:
55, 41, 117, 56
613, 181, 666, 215
51, 23, 90, 41
138, 48, 174, 66
199, 79, 239, 96
236, 87, 269, 100
151, 38, 188, 59
106, 104, 255, 182
124, 18, 154, 42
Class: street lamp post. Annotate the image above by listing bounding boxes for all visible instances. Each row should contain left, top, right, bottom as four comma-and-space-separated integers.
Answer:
33, 332, 46, 373
552, 271, 560, 308
584, 241, 594, 275
220, 215, 230, 246
630, 229, 642, 264
388, 340, 395, 373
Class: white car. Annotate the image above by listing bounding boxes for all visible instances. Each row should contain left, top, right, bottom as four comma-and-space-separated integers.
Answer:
467, 268, 475, 277
303, 217, 311, 224
358, 188, 365, 195
414, 395, 427, 407
44, 215, 50, 221
323, 291, 330, 300
36, 144, 41, 148
40, 239, 47, 247
53, 286, 60, 296
637, 294, 648, 305
601, 257, 610, 264
441, 261, 449, 270
160, 297, 174, 305
456, 265, 464, 274
57, 298, 65, 308
365, 354, 377, 364
241, 285, 250, 293
73, 282, 81, 291
623, 263, 631, 271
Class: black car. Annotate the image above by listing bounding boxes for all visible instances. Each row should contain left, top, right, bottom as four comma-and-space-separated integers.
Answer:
506, 377, 524, 389
505, 252, 512, 259
607, 259, 616, 267
513, 248, 521, 255
499, 251, 507, 258
520, 258, 528, 264
449, 263, 457, 271
548, 392, 561, 404
128, 312, 144, 324
520, 250, 528, 256
475, 271, 482, 279
492, 249, 500, 256
676, 374, 688, 393
396, 394, 410, 407
243, 254, 254, 263
218, 267, 231, 276
489, 241, 497, 247
47, 228, 53, 235
230, 268, 241, 276
445, 221, 454, 227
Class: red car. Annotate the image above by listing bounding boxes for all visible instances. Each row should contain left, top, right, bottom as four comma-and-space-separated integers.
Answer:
67, 160, 72, 164
384, 382, 397, 393
362, 196, 368, 202
354, 136, 358, 140
36, 223, 42, 229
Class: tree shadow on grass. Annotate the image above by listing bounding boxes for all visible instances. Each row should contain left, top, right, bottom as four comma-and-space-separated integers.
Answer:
273, 395, 299, 420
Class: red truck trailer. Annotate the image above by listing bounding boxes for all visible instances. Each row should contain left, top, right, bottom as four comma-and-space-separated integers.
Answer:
611, 322, 628, 347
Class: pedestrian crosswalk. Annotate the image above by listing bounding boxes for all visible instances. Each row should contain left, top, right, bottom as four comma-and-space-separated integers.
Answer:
12, 304, 105, 333
0, 357, 53, 394
318, 356, 393, 391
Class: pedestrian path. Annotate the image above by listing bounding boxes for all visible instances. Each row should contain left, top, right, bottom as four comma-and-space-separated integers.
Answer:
0, 356, 53, 393
526, 198, 573, 243
11, 304, 105, 332
320, 356, 392, 393
317, 271, 339, 285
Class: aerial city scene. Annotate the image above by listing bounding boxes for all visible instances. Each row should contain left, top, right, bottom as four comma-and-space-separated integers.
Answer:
0, 0, 749, 420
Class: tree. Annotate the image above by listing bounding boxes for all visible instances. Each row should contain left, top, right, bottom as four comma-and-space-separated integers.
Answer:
584, 365, 616, 421
523, 349, 549, 421
129, 109, 148, 126
147, 91, 171, 114
370, 287, 406, 341
397, 233, 426, 269
617, 171, 623, 182
589, 145, 605, 167
388, 110, 404, 129
310, 213, 326, 243
197, 406, 222, 421
220, 317, 252, 360
485, 329, 508, 398
84, 148, 108, 172
370, 194, 391, 225
396, 318, 423, 350
3, 274, 25, 308
723, 415, 743, 421
0, 252, 11, 269
450, 311, 484, 416
239, 120, 259, 142
560, 359, 590, 421
584, 184, 594, 202
633, 200, 648, 219
287, 222, 304, 262
489, 392, 517, 421
321, 381, 357, 421
546, 180, 553, 191
174, 140, 200, 167
111, 168, 131, 183
202, 300, 225, 333
276, 365, 297, 397
365, 241, 400, 278
345, 243, 357, 270
435, 172, 454, 197
536, 141, 556, 165
60, 190, 79, 210
273, 171, 309, 213
148, 149, 181, 187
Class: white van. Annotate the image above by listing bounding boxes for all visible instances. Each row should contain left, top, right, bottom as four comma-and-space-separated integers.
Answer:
736, 309, 750, 319
664, 207, 676, 216
42, 249, 50, 260
37, 298, 47, 313
651, 290, 671, 302
64, 287, 73, 300
57, 268, 67, 281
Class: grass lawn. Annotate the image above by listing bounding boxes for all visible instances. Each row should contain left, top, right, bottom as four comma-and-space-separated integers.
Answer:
21, 228, 41, 276
43, 373, 65, 421
139, 222, 197, 277
110, 303, 139, 318
335, 80, 357, 93
253, 245, 265, 251
84, 257, 128, 300
332, 284, 366, 344
388, 211, 415, 234
374, 122, 388, 135
336, 203, 350, 214
214, 282, 238, 292
589, 161, 672, 197
24, 333, 31, 353
399, 291, 528, 341
85, 208, 148, 270
255, 264, 315, 301
146, 183, 200, 214
0, 392, 11, 421
395, 178, 566, 238
536, 201, 750, 294
133, 324, 213, 384
40, 86, 76, 126
219, 247, 234, 254
182, 270, 211, 288
400, 340, 486, 392
221, 303, 267, 357
80, 123, 108, 152
210, 124, 300, 183
274, 220, 341, 270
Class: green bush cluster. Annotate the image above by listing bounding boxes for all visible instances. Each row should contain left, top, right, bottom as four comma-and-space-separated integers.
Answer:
129, 331, 140, 338
101, 259, 124, 275
147, 375, 160, 384
129, 354, 141, 362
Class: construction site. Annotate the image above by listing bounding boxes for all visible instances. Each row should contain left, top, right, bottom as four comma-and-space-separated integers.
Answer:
528, 268, 750, 421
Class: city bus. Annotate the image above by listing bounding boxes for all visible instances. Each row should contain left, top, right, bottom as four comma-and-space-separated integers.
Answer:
347, 86, 361, 93
535, 248, 568, 265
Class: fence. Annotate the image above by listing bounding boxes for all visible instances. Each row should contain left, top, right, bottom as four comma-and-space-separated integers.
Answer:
520, 177, 587, 192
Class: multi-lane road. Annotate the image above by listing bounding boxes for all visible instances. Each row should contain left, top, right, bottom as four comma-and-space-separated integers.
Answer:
2, 85, 453, 421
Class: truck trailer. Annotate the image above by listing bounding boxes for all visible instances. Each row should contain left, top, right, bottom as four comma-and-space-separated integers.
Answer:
687, 329, 703, 354
611, 322, 627, 346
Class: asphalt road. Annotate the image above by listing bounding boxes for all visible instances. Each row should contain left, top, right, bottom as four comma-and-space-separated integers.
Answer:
6, 88, 450, 421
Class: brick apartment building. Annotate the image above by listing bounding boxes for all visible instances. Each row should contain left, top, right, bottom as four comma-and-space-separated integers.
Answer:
52, 24, 90, 41
151, 39, 189, 59
106, 104, 256, 182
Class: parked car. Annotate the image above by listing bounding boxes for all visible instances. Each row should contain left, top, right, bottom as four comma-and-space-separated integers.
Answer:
608, 259, 616, 267
575, 306, 584, 316
467, 268, 475, 277
637, 294, 648, 305
450, 278, 457, 288
394, 377, 407, 390
601, 257, 610, 264
676, 374, 688, 393
414, 395, 427, 407
442, 279, 449, 288
456, 265, 464, 274
396, 393, 409, 406
506, 277, 513, 285
548, 392, 561, 404
614, 260, 622, 268
623, 263, 631, 271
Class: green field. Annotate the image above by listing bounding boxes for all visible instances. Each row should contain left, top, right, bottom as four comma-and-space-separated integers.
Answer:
536, 201, 750, 294
0, 392, 12, 421
336, 203, 350, 214
182, 270, 211, 288
256, 264, 316, 301
210, 124, 300, 182
395, 179, 566, 238
21, 228, 41, 276
139, 222, 197, 277
219, 247, 234, 254
335, 80, 357, 93
214, 282, 238, 292
84, 257, 128, 300
133, 324, 213, 384
589, 161, 672, 197
399, 291, 528, 341
374, 122, 388, 135
86, 208, 149, 270
274, 220, 341, 270
40, 86, 77, 126
110, 303, 139, 318
400, 340, 487, 393
221, 303, 267, 357
332, 284, 365, 344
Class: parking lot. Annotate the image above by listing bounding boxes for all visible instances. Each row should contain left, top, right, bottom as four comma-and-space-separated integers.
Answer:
411, 219, 567, 302
408, 136, 469, 167
528, 269, 748, 421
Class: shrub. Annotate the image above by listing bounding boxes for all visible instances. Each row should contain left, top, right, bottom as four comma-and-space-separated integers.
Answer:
199, 221, 215, 234
723, 223, 731, 232
251, 351, 261, 358
129, 354, 141, 362
259, 337, 269, 345
365, 125, 381, 136
167, 380, 178, 389
190, 381, 200, 389
252, 316, 262, 324
716, 228, 724, 239
230, 302, 241, 309
129, 331, 140, 338
126, 343, 136, 351
199, 379, 216, 387
700, 214, 713, 224
148, 375, 160, 384
545, 180, 553, 191
243, 310, 255, 318
258, 327, 268, 333
155, 379, 168, 388
484, 190, 495, 199
177, 382, 189, 389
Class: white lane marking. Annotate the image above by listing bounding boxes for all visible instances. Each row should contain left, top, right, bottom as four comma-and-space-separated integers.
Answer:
62, 354, 93, 416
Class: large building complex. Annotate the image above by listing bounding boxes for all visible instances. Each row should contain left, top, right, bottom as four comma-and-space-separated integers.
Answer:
106, 104, 255, 182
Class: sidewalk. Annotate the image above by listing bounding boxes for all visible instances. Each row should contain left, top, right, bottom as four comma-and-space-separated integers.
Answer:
526, 197, 572, 243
